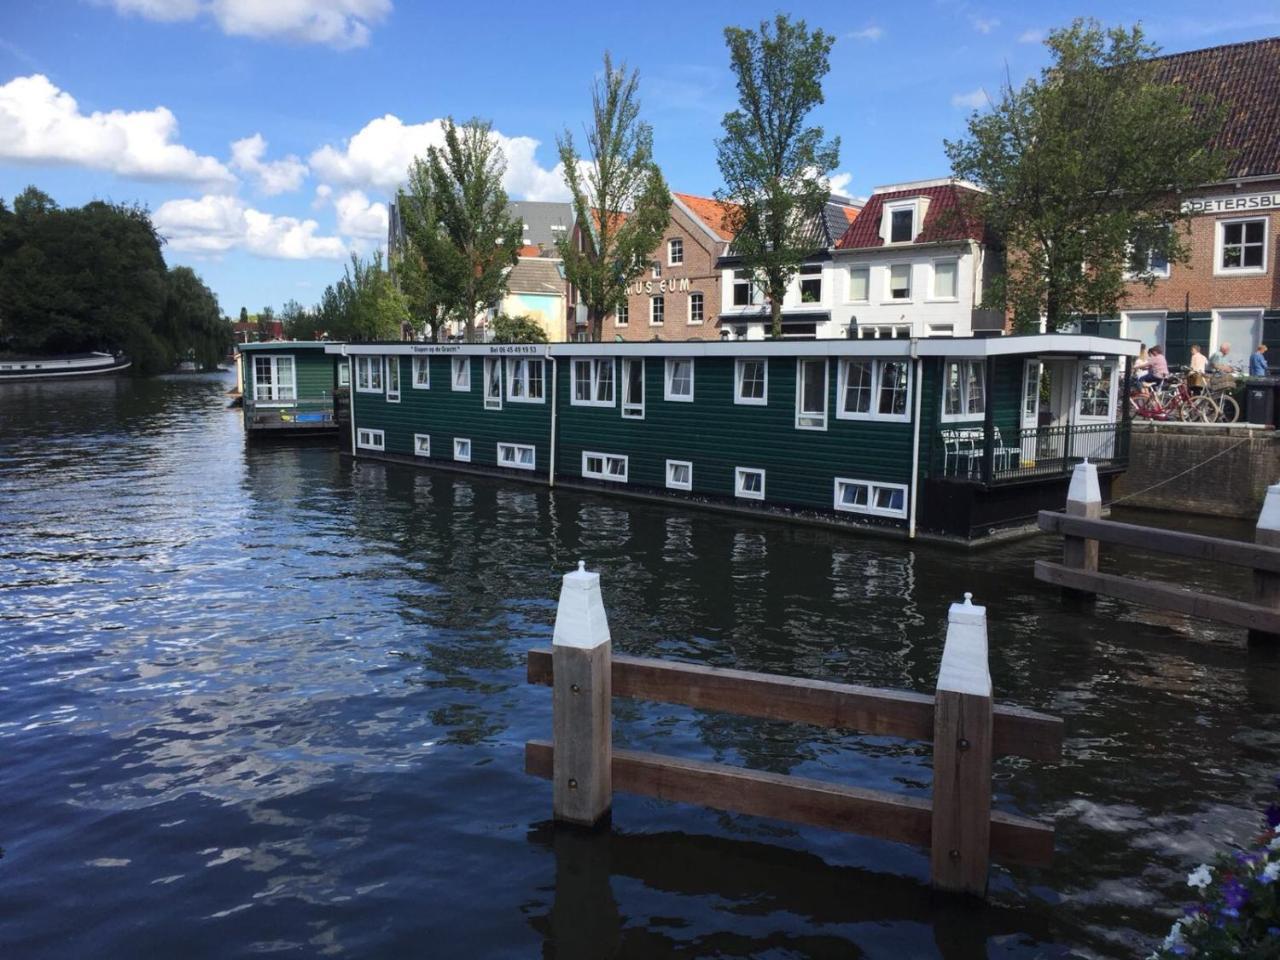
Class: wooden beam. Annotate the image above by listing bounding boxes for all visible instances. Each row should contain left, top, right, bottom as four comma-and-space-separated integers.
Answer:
1034, 560, 1280, 634
525, 741, 1054, 868
527, 648, 1061, 762
1039, 512, 1280, 573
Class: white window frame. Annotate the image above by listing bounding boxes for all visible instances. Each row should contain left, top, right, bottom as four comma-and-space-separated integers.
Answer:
615, 302, 629, 327
1215, 216, 1268, 276
732, 269, 761, 306
885, 200, 917, 244
453, 437, 471, 462
570, 358, 616, 407
734, 467, 766, 501
650, 295, 665, 326
452, 356, 471, 392
621, 358, 644, 419
252, 354, 296, 404
666, 459, 693, 491
356, 427, 384, 451
497, 442, 536, 471
484, 357, 502, 410
836, 358, 912, 423
798, 263, 823, 304
1124, 241, 1171, 280
354, 356, 383, 394
414, 433, 431, 457
412, 356, 431, 390
886, 263, 913, 303
833, 477, 908, 519
668, 237, 683, 266
941, 359, 986, 422
929, 258, 959, 302
337, 360, 350, 388
1077, 360, 1118, 422
794, 358, 828, 431
664, 358, 694, 402
846, 265, 870, 304
505, 357, 545, 403
734, 358, 768, 406
651, 261, 661, 278
688, 291, 704, 325
581, 451, 629, 483
385, 356, 401, 403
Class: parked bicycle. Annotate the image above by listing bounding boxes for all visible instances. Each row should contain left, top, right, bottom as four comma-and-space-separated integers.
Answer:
1203, 372, 1242, 423
1129, 373, 1218, 422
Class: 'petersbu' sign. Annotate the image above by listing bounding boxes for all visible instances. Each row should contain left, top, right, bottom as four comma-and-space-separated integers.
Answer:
1181, 192, 1280, 215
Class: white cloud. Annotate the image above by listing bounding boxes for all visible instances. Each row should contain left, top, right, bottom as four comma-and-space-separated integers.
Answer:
309, 114, 569, 202
951, 88, 989, 110
0, 74, 233, 185
333, 189, 387, 239
101, 0, 391, 49
230, 133, 307, 194
1018, 28, 1045, 44
154, 194, 346, 259
847, 25, 884, 41
826, 171, 854, 196
971, 17, 1000, 34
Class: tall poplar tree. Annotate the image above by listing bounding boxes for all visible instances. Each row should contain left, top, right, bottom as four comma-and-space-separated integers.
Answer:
945, 20, 1227, 330
715, 15, 839, 339
557, 53, 671, 343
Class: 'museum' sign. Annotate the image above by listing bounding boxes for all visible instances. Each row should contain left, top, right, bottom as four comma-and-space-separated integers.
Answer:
628, 277, 691, 296
1181, 193, 1280, 215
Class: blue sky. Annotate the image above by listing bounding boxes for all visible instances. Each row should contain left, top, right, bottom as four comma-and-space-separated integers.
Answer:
1, 1, 1276, 316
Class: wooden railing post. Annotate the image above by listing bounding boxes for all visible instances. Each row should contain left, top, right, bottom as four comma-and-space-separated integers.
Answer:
1251, 483, 1280, 645
931, 593, 994, 896
1062, 461, 1101, 599
551, 561, 613, 826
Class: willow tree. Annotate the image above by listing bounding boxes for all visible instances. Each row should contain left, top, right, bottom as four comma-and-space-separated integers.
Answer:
945, 20, 1227, 330
715, 15, 839, 339
557, 53, 671, 343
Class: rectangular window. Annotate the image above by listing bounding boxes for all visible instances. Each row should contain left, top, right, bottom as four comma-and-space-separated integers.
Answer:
932, 260, 958, 300
888, 264, 911, 301
355, 356, 382, 393
848, 266, 869, 303
622, 358, 644, 419
688, 292, 704, 325
668, 238, 683, 265
252, 355, 296, 402
890, 206, 915, 243
385, 356, 400, 402
615, 302, 629, 326
795, 358, 827, 430
840, 360, 873, 415
664, 358, 694, 401
484, 358, 502, 410
506, 358, 545, 403
666, 459, 692, 491
735, 467, 765, 500
412, 356, 431, 389
942, 360, 986, 420
582, 451, 629, 482
839, 359, 912, 422
356, 427, 384, 451
337, 360, 350, 387
1078, 361, 1115, 419
414, 433, 431, 457
571, 358, 615, 407
497, 442, 536, 470
834, 478, 908, 518
453, 437, 471, 462
452, 357, 471, 391
799, 263, 822, 303
877, 360, 910, 418
650, 296, 665, 325
1219, 218, 1266, 272
735, 358, 768, 405
651, 261, 661, 278
732, 269, 758, 306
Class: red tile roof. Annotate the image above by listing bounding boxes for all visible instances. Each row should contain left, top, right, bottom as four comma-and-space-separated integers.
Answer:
673, 192, 741, 240
518, 244, 543, 258
837, 183, 985, 249
1152, 37, 1280, 180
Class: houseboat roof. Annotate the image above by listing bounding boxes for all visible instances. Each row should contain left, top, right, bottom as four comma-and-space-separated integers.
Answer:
326, 334, 1139, 359
238, 340, 339, 351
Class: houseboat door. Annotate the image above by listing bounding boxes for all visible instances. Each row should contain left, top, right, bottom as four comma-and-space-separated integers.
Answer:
1019, 359, 1043, 465
1073, 358, 1119, 459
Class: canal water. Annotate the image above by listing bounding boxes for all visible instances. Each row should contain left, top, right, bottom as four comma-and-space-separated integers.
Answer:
2, 373, 1277, 959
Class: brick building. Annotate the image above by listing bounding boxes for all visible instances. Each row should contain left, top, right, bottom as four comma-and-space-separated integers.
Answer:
1083, 38, 1280, 367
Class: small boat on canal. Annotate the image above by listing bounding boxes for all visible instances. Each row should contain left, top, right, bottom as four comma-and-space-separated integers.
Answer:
0, 352, 132, 381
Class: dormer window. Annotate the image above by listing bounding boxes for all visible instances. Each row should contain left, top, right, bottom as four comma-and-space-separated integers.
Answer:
890, 206, 914, 243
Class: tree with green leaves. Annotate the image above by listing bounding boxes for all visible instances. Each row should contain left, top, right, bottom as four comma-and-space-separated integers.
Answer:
715, 15, 839, 339
162, 266, 231, 369
395, 157, 460, 342
557, 53, 671, 343
316, 251, 406, 342
256, 306, 276, 341
280, 298, 321, 340
490, 313, 548, 343
945, 19, 1227, 330
415, 118, 522, 341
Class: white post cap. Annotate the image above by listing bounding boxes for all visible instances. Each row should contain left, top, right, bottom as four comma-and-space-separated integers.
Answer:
1259, 482, 1280, 534
948, 591, 986, 626
938, 592, 991, 697
552, 561, 611, 650
1067, 460, 1101, 505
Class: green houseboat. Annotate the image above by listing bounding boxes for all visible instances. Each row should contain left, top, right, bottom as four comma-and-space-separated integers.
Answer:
326, 335, 1138, 541
239, 341, 346, 437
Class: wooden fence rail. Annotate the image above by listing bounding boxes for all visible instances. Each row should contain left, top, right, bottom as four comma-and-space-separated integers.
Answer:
525, 562, 1062, 897
1034, 463, 1280, 642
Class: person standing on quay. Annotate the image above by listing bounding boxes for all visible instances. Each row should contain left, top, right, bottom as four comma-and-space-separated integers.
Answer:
1189, 344, 1208, 393
1211, 342, 1237, 374
1250, 344, 1270, 377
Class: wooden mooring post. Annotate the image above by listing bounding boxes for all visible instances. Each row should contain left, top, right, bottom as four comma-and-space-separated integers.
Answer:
527, 564, 1062, 898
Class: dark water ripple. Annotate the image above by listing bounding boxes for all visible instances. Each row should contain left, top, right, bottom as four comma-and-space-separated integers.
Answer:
1, 373, 1278, 958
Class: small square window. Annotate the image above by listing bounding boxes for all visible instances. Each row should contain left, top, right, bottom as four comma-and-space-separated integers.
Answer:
666, 459, 692, 491
414, 433, 431, 457
356, 428, 385, 451
454, 438, 471, 462
735, 359, 767, 404
498, 442, 536, 470
735, 467, 765, 500
582, 451, 628, 482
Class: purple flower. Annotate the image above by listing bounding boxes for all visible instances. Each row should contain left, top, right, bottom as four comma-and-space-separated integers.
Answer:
1266, 802, 1280, 829
1221, 876, 1249, 913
